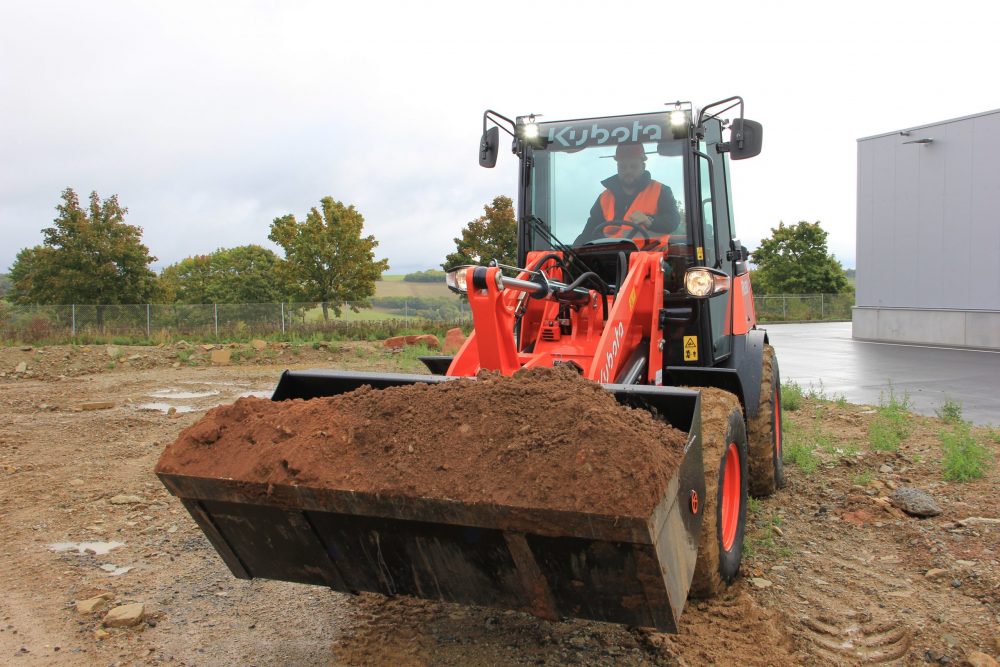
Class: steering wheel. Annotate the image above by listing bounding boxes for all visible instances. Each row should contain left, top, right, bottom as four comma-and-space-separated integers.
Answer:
601, 220, 651, 241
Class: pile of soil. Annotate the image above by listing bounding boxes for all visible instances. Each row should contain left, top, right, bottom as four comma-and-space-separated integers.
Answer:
156, 367, 688, 517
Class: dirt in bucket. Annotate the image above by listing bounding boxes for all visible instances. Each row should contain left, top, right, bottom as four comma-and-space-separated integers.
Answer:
155, 366, 688, 517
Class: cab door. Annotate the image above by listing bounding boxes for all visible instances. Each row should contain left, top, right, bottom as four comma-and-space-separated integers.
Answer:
697, 120, 734, 362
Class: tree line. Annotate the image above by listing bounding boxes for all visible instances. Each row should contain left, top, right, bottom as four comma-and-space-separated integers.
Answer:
4, 189, 851, 318
6, 188, 389, 320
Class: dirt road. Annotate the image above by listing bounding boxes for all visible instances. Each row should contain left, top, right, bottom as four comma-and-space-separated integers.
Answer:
0, 342, 997, 666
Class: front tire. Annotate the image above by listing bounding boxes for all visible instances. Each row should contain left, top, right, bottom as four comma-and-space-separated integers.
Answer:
748, 344, 784, 498
690, 389, 749, 598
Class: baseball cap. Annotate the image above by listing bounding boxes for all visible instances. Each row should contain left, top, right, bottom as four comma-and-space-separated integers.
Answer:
615, 144, 646, 161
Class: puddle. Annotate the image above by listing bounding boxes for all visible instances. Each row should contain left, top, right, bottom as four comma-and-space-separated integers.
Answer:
49, 541, 125, 556
148, 388, 220, 400
136, 403, 197, 414
99, 563, 133, 576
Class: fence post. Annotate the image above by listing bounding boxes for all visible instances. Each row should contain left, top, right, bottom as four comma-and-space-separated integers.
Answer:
821, 294, 825, 320
71, 304, 76, 337
404, 300, 409, 318
281, 303, 285, 334
146, 304, 151, 338
214, 303, 218, 337
782, 295, 787, 319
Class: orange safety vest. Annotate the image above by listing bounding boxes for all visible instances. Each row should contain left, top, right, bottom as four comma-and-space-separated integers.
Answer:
599, 180, 662, 224
599, 181, 669, 249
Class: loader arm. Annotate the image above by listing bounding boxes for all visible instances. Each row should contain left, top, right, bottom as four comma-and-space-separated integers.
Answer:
448, 251, 665, 384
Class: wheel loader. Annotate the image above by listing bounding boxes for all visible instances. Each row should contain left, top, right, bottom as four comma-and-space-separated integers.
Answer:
156, 96, 784, 633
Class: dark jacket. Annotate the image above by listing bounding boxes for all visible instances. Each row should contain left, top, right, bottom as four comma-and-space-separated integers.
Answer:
573, 171, 681, 245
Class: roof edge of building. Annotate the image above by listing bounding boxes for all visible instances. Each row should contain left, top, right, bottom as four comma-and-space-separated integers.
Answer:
857, 107, 1000, 143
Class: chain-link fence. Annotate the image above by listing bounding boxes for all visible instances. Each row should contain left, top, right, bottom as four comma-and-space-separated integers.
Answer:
0, 294, 852, 343
752, 293, 854, 322
0, 300, 472, 344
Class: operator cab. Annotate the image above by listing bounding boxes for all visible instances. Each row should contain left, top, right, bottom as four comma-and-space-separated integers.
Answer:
477, 99, 762, 368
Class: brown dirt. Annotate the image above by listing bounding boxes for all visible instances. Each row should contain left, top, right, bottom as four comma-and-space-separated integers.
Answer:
1, 343, 998, 666
156, 366, 686, 517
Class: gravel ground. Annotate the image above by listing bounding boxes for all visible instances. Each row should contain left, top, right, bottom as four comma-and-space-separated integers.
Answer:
0, 342, 997, 666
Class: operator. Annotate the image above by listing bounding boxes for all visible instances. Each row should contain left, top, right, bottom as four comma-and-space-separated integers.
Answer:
572, 143, 681, 247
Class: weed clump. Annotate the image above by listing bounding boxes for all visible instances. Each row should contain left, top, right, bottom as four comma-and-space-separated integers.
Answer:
782, 381, 804, 412
781, 419, 819, 474
941, 421, 992, 482
935, 398, 964, 425
868, 383, 912, 452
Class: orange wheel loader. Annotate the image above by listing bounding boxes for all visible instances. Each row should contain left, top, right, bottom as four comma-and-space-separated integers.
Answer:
157, 97, 784, 633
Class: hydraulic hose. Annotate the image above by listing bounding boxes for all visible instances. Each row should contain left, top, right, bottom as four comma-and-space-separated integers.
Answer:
557, 271, 609, 322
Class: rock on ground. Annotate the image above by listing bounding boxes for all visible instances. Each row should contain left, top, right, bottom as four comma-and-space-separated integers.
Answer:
889, 487, 942, 517
108, 494, 142, 505
76, 593, 114, 614
210, 349, 232, 365
103, 602, 145, 628
443, 327, 466, 354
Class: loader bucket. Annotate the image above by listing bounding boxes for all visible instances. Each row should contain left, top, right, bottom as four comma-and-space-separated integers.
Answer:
156, 370, 705, 632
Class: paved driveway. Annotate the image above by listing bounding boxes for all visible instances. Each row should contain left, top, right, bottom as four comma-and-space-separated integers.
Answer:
760, 322, 1000, 425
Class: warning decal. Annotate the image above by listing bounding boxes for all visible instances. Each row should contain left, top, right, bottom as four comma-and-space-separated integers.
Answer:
683, 335, 698, 361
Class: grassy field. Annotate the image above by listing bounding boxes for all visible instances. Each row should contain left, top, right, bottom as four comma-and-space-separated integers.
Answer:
294, 276, 454, 322
375, 276, 451, 298
300, 306, 415, 322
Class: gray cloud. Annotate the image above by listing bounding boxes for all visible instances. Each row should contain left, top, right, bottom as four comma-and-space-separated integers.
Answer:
3, 0, 997, 280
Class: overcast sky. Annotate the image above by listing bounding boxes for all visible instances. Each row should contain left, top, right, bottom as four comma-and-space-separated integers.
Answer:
2, 0, 998, 276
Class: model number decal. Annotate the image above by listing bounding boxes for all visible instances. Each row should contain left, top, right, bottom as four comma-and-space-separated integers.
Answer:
599, 321, 626, 384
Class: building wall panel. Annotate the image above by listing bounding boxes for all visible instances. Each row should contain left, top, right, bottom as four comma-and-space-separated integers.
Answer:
855, 109, 1000, 349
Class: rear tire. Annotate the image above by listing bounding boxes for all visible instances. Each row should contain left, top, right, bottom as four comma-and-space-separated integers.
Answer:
748, 344, 785, 498
690, 390, 749, 598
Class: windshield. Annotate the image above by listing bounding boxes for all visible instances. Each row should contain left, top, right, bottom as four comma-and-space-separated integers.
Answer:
528, 114, 687, 249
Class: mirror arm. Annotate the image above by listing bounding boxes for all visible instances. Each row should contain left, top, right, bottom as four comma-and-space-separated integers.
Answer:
697, 96, 745, 128
483, 110, 517, 139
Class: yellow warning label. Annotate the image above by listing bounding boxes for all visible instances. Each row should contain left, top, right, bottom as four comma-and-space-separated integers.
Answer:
683, 336, 698, 361
628, 288, 637, 312
696, 246, 704, 261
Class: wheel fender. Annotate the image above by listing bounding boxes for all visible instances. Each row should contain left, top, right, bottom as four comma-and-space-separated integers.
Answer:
727, 329, 767, 420
661, 330, 769, 420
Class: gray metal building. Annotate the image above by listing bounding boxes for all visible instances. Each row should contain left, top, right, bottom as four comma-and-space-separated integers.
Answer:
853, 109, 1000, 350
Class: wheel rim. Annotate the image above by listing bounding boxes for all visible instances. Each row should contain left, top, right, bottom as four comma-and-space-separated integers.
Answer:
720, 442, 741, 551
773, 383, 782, 457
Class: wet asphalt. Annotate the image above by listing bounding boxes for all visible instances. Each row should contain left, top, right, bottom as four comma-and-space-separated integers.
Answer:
760, 322, 1000, 425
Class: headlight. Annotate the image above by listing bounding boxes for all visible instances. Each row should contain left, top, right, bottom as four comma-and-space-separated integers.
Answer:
670, 110, 688, 127
684, 268, 731, 298
445, 266, 473, 294
517, 118, 546, 148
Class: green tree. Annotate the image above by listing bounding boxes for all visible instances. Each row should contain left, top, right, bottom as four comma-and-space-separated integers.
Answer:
750, 221, 849, 294
0, 273, 11, 300
443, 195, 517, 270
268, 197, 389, 320
160, 245, 284, 303
8, 188, 159, 305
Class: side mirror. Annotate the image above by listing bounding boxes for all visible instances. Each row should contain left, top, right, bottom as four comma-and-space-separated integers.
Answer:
479, 126, 499, 168
729, 119, 762, 160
